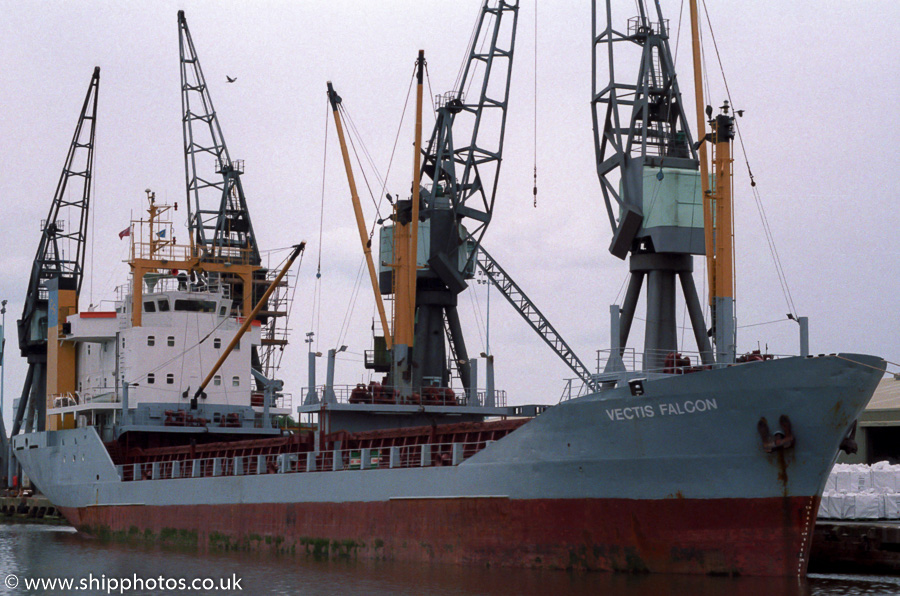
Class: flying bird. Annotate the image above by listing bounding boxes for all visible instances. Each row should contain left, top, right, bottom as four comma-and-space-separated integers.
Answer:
226, 75, 237, 83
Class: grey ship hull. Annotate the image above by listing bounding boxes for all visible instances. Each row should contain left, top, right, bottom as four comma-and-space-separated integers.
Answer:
13, 353, 884, 575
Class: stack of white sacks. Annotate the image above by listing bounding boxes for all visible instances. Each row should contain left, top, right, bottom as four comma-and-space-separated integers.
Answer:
819, 461, 900, 519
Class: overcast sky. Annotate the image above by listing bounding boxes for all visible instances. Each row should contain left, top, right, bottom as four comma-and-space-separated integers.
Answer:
1, 0, 898, 430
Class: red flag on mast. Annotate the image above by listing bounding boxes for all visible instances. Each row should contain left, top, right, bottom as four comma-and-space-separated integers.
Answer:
118, 226, 131, 240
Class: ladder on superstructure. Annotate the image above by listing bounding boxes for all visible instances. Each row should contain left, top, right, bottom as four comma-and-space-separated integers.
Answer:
258, 268, 294, 378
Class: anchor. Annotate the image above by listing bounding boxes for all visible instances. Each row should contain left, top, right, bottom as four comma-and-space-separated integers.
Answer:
758, 415, 795, 453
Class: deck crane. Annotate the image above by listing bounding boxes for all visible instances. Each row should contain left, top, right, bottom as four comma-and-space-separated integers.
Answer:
591, 0, 716, 372
177, 11, 276, 382
178, 10, 260, 270
380, 0, 520, 398
12, 67, 100, 437
335, 2, 597, 398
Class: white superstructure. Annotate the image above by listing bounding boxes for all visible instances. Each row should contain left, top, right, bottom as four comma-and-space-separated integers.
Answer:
47, 275, 287, 439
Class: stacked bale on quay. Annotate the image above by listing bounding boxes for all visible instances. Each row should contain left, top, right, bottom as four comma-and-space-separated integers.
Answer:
819, 462, 900, 519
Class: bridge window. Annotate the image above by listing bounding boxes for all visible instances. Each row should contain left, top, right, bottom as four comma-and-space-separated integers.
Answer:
143, 301, 156, 313
174, 300, 216, 313
219, 306, 227, 317
158, 299, 170, 312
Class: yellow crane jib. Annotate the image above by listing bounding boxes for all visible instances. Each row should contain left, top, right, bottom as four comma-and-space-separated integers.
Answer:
326, 81, 394, 350
193, 242, 305, 402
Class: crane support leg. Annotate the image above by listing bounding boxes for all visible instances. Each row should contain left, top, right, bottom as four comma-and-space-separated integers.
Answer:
679, 271, 714, 364
618, 272, 644, 356
444, 306, 471, 400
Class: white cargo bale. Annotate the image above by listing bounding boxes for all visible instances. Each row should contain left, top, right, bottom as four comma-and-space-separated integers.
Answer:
850, 467, 873, 492
833, 470, 852, 492
836, 493, 855, 519
817, 492, 837, 519
816, 492, 827, 518
872, 469, 897, 493
853, 493, 885, 519
826, 493, 846, 519
885, 494, 900, 519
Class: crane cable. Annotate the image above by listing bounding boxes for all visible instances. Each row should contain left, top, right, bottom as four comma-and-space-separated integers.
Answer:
327, 63, 420, 350
532, 0, 538, 208
453, 3, 483, 93
371, 64, 417, 238
340, 105, 382, 219
308, 97, 330, 353
699, 0, 797, 319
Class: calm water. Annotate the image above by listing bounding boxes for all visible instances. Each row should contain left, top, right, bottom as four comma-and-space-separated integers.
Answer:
1, 524, 898, 595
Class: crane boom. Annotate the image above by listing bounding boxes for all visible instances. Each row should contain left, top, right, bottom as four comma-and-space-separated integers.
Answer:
475, 247, 599, 392
326, 82, 393, 350
398, 0, 519, 396
13, 67, 100, 436
178, 10, 260, 266
421, 0, 519, 265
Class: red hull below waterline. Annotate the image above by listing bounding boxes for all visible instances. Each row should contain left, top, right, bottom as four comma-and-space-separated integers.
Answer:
62, 495, 819, 576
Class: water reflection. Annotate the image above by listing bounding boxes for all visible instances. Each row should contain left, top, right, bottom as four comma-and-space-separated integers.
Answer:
0, 524, 896, 595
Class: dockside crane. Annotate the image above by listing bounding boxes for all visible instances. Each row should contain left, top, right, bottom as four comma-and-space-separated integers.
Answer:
385, 0, 519, 398
591, 0, 716, 371
331, 2, 600, 399
178, 10, 260, 270
178, 11, 280, 381
12, 67, 100, 437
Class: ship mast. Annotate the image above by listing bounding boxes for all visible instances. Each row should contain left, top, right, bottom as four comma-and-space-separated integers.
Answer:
389, 50, 426, 397
689, 0, 736, 363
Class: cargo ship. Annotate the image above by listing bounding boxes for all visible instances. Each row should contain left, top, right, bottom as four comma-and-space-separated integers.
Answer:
10, 1, 885, 577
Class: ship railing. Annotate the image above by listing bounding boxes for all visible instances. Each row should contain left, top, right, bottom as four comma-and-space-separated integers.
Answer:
627, 16, 669, 38
79, 390, 118, 404
299, 384, 507, 408
116, 440, 494, 482
129, 237, 255, 266
249, 391, 292, 411
48, 390, 119, 412
559, 348, 796, 400
50, 393, 78, 408
139, 274, 232, 299
593, 348, 729, 377
557, 348, 795, 399
115, 278, 230, 303
435, 90, 465, 109
130, 240, 194, 263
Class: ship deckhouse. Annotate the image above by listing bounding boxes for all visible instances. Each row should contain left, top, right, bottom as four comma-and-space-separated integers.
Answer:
44, 193, 289, 443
